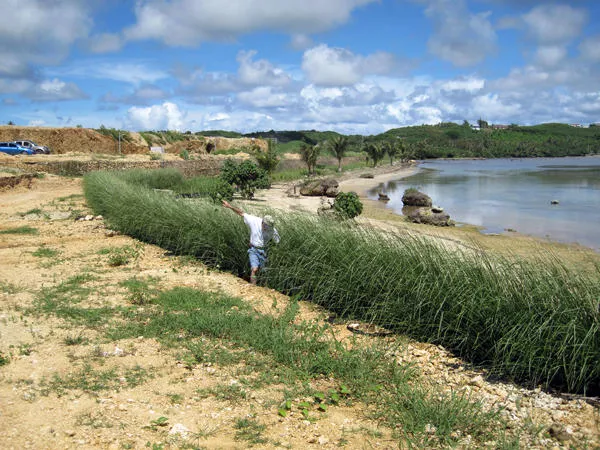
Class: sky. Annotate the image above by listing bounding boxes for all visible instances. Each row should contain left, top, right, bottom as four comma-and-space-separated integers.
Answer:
0, 0, 599, 134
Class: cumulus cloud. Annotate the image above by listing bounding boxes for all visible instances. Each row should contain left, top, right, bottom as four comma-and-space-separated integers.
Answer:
101, 85, 168, 105
25, 78, 88, 102
290, 34, 313, 50
579, 35, 600, 62
86, 33, 124, 54
237, 86, 290, 108
125, 0, 376, 46
237, 51, 292, 87
302, 44, 396, 86
127, 102, 186, 130
0, 0, 91, 67
522, 4, 587, 44
534, 45, 568, 67
422, 0, 497, 67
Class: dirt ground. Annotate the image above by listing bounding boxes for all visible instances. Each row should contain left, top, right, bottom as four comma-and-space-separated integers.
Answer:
0, 162, 599, 449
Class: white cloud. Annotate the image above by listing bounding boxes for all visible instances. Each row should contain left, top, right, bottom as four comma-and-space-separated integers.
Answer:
237, 51, 291, 87
423, 0, 497, 67
290, 34, 313, 50
125, 0, 376, 46
535, 45, 567, 67
522, 5, 587, 44
471, 93, 521, 120
56, 61, 170, 86
0, 0, 91, 67
302, 44, 396, 86
237, 87, 290, 108
579, 35, 600, 62
127, 102, 186, 130
25, 78, 87, 102
86, 33, 124, 54
440, 77, 485, 93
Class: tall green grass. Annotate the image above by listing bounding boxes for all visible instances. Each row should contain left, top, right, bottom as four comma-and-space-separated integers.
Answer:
84, 169, 600, 394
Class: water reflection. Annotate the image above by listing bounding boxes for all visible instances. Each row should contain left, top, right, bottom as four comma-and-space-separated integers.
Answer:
370, 157, 600, 250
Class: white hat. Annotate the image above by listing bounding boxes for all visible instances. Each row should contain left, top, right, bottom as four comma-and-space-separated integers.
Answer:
263, 215, 274, 227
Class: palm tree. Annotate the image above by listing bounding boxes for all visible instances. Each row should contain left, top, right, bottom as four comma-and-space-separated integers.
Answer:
363, 142, 386, 167
300, 142, 320, 176
329, 136, 349, 172
384, 141, 399, 166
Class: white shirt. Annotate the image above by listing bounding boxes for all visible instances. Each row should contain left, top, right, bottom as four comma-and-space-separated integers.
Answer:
243, 213, 280, 248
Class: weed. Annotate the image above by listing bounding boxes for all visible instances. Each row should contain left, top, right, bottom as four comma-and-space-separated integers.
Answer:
19, 208, 43, 217
234, 416, 267, 446
0, 226, 38, 235
64, 334, 90, 346
76, 411, 113, 428
0, 351, 10, 366
41, 364, 152, 396
100, 245, 141, 267
144, 416, 169, 431
167, 393, 183, 404
120, 277, 159, 305
32, 246, 60, 258
0, 281, 22, 294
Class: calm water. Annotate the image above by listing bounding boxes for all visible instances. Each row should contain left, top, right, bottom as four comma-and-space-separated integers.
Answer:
369, 157, 600, 251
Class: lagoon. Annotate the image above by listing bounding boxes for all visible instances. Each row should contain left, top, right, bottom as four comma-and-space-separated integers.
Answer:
370, 156, 600, 251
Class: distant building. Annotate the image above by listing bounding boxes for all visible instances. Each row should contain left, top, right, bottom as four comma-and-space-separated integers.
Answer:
570, 124, 584, 128
491, 124, 509, 130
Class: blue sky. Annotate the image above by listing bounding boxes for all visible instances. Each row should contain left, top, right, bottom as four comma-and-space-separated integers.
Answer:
1, 0, 599, 134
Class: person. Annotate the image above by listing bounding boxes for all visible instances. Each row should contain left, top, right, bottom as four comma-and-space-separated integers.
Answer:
222, 200, 280, 285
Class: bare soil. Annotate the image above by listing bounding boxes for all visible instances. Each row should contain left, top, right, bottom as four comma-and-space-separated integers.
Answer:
0, 159, 598, 449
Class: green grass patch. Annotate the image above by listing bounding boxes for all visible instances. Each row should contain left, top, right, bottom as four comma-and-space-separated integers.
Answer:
84, 168, 600, 395
234, 416, 268, 446
0, 226, 38, 235
41, 363, 151, 396
32, 246, 60, 258
19, 208, 43, 217
105, 287, 511, 446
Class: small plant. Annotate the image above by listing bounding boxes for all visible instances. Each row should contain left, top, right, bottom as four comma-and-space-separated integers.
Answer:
144, 416, 169, 432
64, 334, 89, 346
333, 192, 363, 218
0, 226, 38, 235
32, 246, 60, 258
179, 149, 190, 160
120, 277, 159, 305
0, 351, 10, 366
19, 208, 43, 217
234, 416, 267, 445
150, 152, 163, 161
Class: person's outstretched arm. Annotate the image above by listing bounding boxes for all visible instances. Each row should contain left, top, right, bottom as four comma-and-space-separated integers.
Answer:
222, 200, 244, 217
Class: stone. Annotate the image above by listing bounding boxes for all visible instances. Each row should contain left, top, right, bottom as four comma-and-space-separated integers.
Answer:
299, 178, 339, 197
168, 423, 191, 438
431, 205, 444, 213
402, 189, 432, 207
407, 207, 453, 226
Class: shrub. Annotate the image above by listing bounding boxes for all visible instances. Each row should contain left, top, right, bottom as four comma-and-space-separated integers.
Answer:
253, 140, 280, 174
219, 159, 270, 199
333, 192, 363, 218
179, 149, 190, 160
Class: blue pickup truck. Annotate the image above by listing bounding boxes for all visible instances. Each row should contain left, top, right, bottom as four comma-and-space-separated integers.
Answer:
0, 142, 34, 155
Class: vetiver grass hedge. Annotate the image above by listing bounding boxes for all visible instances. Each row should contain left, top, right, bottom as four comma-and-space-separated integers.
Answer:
84, 169, 600, 394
